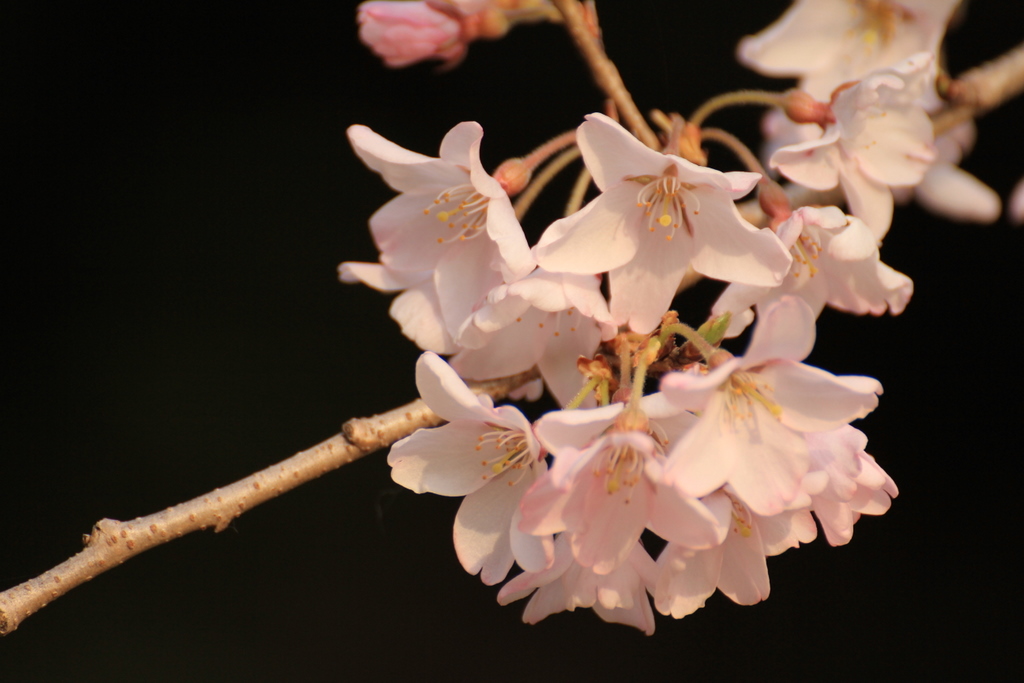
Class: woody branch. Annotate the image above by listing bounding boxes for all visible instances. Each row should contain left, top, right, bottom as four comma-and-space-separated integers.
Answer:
0, 370, 537, 636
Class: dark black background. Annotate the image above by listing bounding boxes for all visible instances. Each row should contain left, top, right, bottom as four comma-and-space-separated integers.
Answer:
3, 2, 1022, 680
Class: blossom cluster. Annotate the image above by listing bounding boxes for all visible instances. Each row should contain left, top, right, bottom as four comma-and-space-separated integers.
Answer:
339, 0, 1010, 631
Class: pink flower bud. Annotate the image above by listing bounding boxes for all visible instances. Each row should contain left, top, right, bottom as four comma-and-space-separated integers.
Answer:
782, 89, 834, 126
757, 178, 792, 229
492, 158, 531, 197
357, 1, 466, 68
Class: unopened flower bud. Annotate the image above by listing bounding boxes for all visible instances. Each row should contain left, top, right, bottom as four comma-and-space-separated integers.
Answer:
494, 158, 532, 197
758, 178, 792, 230
358, 1, 467, 68
782, 89, 834, 126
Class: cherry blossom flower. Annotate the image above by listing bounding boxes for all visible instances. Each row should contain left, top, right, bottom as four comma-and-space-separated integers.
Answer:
534, 113, 791, 333
771, 53, 937, 237
450, 268, 615, 406
712, 205, 913, 337
739, 0, 959, 104
519, 396, 724, 575
800, 426, 899, 546
660, 296, 882, 516
654, 490, 817, 619
340, 121, 534, 348
498, 535, 659, 634
387, 353, 552, 584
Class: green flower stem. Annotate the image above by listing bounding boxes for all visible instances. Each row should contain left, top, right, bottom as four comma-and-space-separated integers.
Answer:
659, 322, 717, 363
689, 89, 787, 129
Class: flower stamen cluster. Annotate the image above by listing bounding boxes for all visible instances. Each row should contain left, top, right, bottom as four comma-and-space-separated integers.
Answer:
477, 425, 533, 481
426, 185, 490, 242
725, 372, 783, 421
630, 171, 701, 238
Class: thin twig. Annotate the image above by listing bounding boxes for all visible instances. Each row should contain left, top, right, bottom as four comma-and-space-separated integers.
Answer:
700, 127, 768, 177
551, 0, 660, 149
934, 40, 1024, 135
565, 165, 593, 216
514, 145, 582, 220
0, 369, 537, 635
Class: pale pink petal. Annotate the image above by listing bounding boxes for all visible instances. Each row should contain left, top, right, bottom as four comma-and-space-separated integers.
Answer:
761, 362, 882, 432
711, 284, 763, 338
680, 165, 761, 197
654, 544, 722, 618
659, 361, 739, 413
737, 0, 851, 77
838, 148, 895, 239
504, 270, 572, 312
771, 132, 842, 191
716, 521, 770, 605
758, 509, 817, 555
536, 312, 604, 407
850, 105, 935, 187
570, 481, 651, 574
532, 403, 623, 453
368, 192, 458, 271
534, 185, 641, 274
415, 351, 491, 423
577, 113, 676, 191
825, 215, 878, 261
434, 236, 503, 343
663, 394, 739, 497
347, 124, 467, 192
450, 308, 548, 381
497, 535, 575, 604
558, 273, 613, 323
689, 192, 792, 287
453, 471, 520, 584
915, 163, 1001, 224
608, 220, 694, 332
722, 406, 809, 516
594, 581, 657, 635
438, 120, 482, 166
828, 258, 913, 317
387, 420, 494, 495
641, 395, 699, 444
517, 470, 574, 536
814, 496, 856, 546
478, 185, 535, 281
509, 493, 554, 573
338, 261, 428, 291
470, 285, 533, 333
388, 281, 457, 354
647, 485, 724, 549
741, 296, 817, 368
